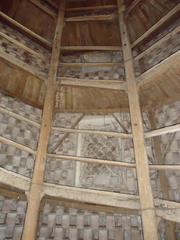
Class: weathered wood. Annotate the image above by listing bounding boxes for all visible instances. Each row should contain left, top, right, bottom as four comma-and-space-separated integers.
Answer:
65, 14, 117, 22
134, 25, 180, 61
0, 11, 52, 48
22, 1, 65, 239
60, 77, 126, 91
60, 62, 123, 67
0, 167, 30, 191
0, 135, 36, 155
117, 1, 158, 239
47, 153, 136, 168
66, 5, 117, 12
61, 46, 122, 51
131, 4, 180, 47
43, 182, 140, 210
145, 123, 180, 138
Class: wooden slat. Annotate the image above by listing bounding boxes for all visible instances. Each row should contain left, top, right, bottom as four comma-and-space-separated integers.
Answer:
131, 4, 180, 48
48, 153, 136, 168
0, 136, 36, 155
43, 182, 140, 210
22, 1, 65, 239
65, 14, 117, 22
52, 126, 132, 138
60, 62, 123, 67
145, 124, 180, 138
66, 5, 117, 12
0, 11, 52, 48
125, 0, 141, 17
61, 46, 122, 51
117, 2, 158, 239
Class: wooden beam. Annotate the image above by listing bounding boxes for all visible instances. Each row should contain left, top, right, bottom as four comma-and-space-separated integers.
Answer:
131, 4, 180, 48
0, 107, 40, 128
0, 31, 46, 60
66, 5, 117, 12
22, 1, 65, 239
43, 182, 140, 210
52, 126, 132, 138
60, 62, 123, 68
145, 123, 180, 138
0, 11, 52, 48
117, 1, 158, 239
47, 153, 136, 168
0, 167, 30, 192
29, 0, 57, 18
134, 25, 180, 61
0, 135, 36, 155
59, 77, 126, 91
60, 46, 122, 51
65, 14, 117, 22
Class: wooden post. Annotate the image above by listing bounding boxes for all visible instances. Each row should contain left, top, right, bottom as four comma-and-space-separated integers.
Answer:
117, 1, 158, 239
22, 1, 65, 239
148, 110, 176, 240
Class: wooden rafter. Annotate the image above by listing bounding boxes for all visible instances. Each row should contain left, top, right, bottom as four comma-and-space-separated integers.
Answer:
22, 1, 65, 239
117, 1, 158, 239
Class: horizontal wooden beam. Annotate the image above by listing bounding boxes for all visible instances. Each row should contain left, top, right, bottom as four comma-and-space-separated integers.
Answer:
60, 62, 123, 68
150, 164, 180, 170
0, 11, 52, 48
47, 153, 136, 168
66, 5, 117, 12
61, 46, 122, 51
155, 199, 180, 223
59, 77, 126, 91
131, 4, 180, 48
0, 135, 36, 155
0, 167, 30, 191
65, 14, 117, 22
29, 0, 57, 18
43, 182, 140, 210
52, 126, 132, 138
145, 124, 180, 138
134, 25, 180, 61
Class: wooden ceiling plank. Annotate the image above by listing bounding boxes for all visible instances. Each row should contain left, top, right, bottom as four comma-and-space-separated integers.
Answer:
131, 4, 180, 48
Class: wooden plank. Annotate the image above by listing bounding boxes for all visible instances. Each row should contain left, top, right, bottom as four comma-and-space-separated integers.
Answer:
117, 1, 158, 239
61, 46, 122, 51
131, 4, 180, 47
52, 127, 132, 138
66, 5, 117, 12
0, 31, 46, 59
47, 153, 136, 168
134, 25, 180, 61
0, 135, 36, 155
0, 167, 30, 192
59, 77, 126, 90
29, 0, 57, 18
60, 62, 123, 67
22, 1, 65, 239
145, 123, 180, 138
43, 182, 140, 210
0, 11, 52, 48
0, 107, 40, 128
65, 14, 117, 22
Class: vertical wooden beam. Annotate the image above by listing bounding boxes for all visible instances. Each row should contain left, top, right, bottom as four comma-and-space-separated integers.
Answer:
148, 110, 176, 240
22, 1, 65, 239
117, 1, 158, 239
